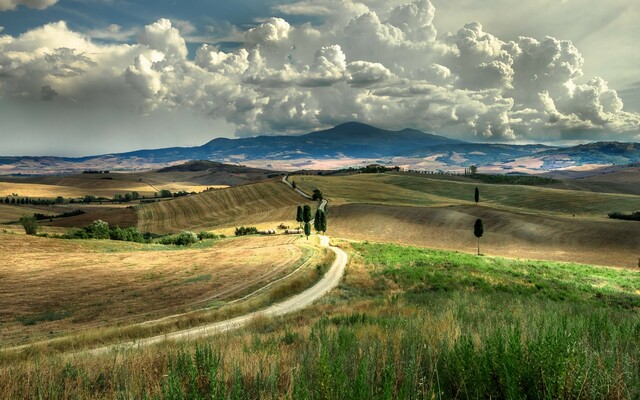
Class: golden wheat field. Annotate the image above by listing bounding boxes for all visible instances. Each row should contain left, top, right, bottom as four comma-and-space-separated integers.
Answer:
0, 233, 311, 346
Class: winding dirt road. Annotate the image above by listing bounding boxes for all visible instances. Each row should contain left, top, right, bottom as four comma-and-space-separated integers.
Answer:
77, 235, 346, 356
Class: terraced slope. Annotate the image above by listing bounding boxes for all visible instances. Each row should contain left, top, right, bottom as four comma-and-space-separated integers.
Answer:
137, 180, 312, 233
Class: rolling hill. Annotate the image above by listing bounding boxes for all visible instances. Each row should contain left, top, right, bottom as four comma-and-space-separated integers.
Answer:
136, 180, 313, 233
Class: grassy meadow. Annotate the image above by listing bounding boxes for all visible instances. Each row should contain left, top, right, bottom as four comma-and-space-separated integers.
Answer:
2, 240, 639, 398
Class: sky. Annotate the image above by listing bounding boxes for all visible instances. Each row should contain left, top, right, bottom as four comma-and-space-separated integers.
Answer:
0, 0, 639, 156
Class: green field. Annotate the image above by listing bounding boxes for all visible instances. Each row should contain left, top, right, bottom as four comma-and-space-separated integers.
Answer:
3, 241, 639, 398
294, 173, 640, 217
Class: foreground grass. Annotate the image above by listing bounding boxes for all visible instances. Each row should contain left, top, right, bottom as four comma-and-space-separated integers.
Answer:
2, 242, 639, 398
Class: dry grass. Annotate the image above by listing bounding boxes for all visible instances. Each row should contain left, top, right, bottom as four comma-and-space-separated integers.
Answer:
137, 180, 315, 233
0, 233, 310, 347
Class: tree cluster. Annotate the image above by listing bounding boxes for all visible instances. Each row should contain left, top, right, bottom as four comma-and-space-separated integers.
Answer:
4, 197, 56, 206
62, 220, 144, 243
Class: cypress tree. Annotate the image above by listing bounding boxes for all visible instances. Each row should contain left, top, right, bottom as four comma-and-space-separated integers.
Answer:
319, 210, 327, 233
474, 187, 479, 204
304, 222, 311, 240
296, 205, 303, 228
474, 219, 484, 255
303, 205, 312, 223
314, 209, 321, 232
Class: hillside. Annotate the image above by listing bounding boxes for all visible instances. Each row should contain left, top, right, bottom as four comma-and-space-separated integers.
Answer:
137, 180, 313, 233
293, 173, 640, 267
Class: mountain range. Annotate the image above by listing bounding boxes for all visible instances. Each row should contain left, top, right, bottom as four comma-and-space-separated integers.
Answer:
1, 122, 639, 174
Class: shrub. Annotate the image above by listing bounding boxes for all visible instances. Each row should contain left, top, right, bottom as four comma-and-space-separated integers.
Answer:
198, 231, 219, 240
85, 220, 110, 239
61, 228, 89, 239
235, 226, 258, 236
19, 215, 37, 235
159, 231, 199, 246
608, 211, 640, 221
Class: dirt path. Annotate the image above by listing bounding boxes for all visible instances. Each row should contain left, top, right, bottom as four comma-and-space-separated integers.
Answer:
74, 235, 346, 356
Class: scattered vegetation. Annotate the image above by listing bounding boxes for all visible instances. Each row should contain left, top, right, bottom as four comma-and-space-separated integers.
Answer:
608, 211, 640, 221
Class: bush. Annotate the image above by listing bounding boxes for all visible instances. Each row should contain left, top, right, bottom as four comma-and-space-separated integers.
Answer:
19, 215, 37, 235
159, 231, 199, 246
85, 220, 110, 239
235, 226, 258, 236
61, 228, 89, 239
198, 231, 219, 240
608, 211, 640, 221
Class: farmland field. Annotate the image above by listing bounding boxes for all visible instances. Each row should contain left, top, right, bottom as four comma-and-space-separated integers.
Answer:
0, 233, 318, 346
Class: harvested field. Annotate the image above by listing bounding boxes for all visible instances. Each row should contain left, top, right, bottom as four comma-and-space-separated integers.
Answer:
39, 204, 138, 228
294, 173, 640, 217
0, 233, 311, 346
0, 204, 53, 224
327, 203, 640, 268
137, 180, 314, 233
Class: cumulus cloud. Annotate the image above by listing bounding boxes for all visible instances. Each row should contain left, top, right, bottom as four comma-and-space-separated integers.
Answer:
0, 0, 57, 11
0, 0, 638, 142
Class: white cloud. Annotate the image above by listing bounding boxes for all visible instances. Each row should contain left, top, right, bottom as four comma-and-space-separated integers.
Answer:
0, 0, 57, 11
87, 24, 137, 42
0, 0, 638, 143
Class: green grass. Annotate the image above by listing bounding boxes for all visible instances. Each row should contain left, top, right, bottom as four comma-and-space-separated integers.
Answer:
294, 173, 640, 217
353, 242, 640, 309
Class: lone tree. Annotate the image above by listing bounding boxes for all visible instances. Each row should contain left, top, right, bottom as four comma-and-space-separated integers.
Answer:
474, 218, 484, 255
304, 222, 311, 240
469, 165, 477, 175
474, 187, 480, 204
312, 189, 323, 201
296, 205, 303, 228
19, 215, 37, 235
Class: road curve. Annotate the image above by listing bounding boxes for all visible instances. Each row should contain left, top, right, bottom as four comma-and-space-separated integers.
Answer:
77, 235, 346, 356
